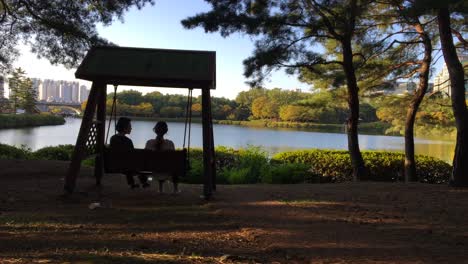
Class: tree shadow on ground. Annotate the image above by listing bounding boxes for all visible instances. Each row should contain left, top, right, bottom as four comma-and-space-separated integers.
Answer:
1, 161, 468, 263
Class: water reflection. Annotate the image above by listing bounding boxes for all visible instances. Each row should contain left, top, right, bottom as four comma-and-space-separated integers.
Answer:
0, 118, 455, 163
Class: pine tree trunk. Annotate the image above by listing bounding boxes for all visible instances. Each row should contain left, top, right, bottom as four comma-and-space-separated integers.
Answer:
438, 8, 468, 186
342, 37, 367, 181
404, 25, 432, 182
404, 105, 417, 181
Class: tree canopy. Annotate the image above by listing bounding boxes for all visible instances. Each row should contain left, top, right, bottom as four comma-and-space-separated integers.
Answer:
0, 0, 154, 72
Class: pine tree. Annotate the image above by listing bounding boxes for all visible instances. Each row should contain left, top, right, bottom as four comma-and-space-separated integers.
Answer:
21, 78, 36, 114
408, 0, 468, 186
0, 0, 154, 72
8, 68, 23, 113
8, 68, 36, 113
182, 0, 391, 180
373, 0, 437, 182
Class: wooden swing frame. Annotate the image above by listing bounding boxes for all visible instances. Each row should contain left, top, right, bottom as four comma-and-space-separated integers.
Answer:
64, 46, 216, 199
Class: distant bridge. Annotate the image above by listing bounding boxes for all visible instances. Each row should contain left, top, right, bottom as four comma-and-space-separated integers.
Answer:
35, 101, 82, 114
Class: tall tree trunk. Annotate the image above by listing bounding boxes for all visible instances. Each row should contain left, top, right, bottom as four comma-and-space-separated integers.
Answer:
404, 25, 432, 182
438, 8, 468, 187
342, 37, 367, 181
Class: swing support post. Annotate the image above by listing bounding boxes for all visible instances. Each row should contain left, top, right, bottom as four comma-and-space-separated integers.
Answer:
94, 84, 107, 186
64, 81, 104, 193
202, 87, 215, 199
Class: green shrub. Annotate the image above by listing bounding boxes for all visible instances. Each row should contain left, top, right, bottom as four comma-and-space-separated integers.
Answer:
0, 143, 31, 159
233, 146, 269, 183
33, 145, 75, 161
0, 142, 452, 185
223, 167, 251, 184
183, 146, 269, 184
272, 150, 451, 183
263, 163, 315, 184
416, 155, 452, 184
183, 158, 203, 184
81, 158, 95, 167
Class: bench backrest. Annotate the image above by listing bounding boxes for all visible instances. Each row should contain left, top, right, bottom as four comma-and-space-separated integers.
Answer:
103, 148, 187, 176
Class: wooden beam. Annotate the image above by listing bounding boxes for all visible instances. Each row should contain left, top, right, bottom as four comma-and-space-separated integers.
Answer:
94, 85, 107, 186
201, 88, 213, 199
64, 82, 102, 194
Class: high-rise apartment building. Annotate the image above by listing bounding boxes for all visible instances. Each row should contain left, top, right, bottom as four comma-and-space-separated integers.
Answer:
433, 66, 450, 96
31, 78, 42, 100
42, 79, 61, 101
59, 81, 80, 102
9, 76, 86, 103
41, 79, 80, 102
433, 53, 468, 97
60, 81, 73, 102
71, 82, 79, 102
79, 85, 89, 102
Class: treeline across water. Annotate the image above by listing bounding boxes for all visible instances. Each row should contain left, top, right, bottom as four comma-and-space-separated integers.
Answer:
0, 143, 450, 184
0, 114, 65, 129
83, 88, 456, 136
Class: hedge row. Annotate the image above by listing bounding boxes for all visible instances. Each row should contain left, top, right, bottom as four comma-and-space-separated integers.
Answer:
0, 143, 74, 160
0, 114, 65, 129
272, 150, 451, 184
0, 143, 451, 184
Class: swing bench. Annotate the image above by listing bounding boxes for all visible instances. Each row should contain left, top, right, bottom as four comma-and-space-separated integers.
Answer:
103, 148, 187, 176
102, 85, 194, 178
64, 46, 216, 199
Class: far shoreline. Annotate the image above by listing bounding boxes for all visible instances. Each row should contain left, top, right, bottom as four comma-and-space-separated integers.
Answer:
90, 115, 393, 136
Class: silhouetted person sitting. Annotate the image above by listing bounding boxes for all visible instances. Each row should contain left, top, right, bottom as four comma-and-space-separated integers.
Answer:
110, 117, 149, 189
145, 121, 179, 193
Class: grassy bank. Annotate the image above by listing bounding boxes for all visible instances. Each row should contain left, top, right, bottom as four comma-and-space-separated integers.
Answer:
0, 143, 450, 184
0, 114, 65, 129
216, 120, 392, 135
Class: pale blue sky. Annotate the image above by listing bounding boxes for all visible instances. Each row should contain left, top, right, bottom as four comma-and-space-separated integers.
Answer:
14, 0, 309, 99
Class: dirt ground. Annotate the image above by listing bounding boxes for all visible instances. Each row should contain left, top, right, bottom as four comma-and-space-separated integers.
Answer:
0, 160, 467, 264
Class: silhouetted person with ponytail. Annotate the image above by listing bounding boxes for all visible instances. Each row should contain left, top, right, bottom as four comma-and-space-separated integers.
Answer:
110, 117, 149, 189
145, 121, 179, 193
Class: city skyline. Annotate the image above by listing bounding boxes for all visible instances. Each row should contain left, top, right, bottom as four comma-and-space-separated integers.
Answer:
1, 75, 89, 103
32, 78, 88, 103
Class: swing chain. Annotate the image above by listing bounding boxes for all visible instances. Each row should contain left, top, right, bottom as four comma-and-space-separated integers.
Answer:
183, 88, 193, 166
105, 84, 118, 144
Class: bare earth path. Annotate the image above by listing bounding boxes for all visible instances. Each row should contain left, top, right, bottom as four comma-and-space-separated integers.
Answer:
0, 160, 467, 263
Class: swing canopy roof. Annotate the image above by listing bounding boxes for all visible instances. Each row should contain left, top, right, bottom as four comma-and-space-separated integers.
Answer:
75, 46, 216, 89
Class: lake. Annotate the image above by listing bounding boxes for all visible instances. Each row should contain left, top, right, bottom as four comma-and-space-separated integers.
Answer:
0, 118, 456, 163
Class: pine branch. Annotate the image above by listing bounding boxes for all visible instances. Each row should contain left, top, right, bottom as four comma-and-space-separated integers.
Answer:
394, 39, 424, 45
308, 0, 342, 40
451, 28, 468, 48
